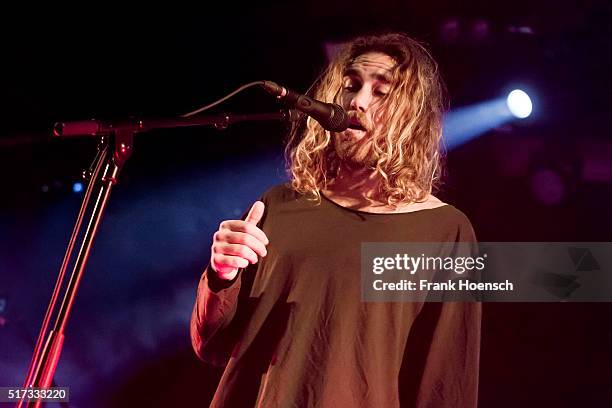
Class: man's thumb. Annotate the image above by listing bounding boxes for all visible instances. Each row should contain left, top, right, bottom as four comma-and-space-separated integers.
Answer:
245, 201, 265, 225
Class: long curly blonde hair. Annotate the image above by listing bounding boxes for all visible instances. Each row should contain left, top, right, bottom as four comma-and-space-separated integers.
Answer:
285, 32, 447, 205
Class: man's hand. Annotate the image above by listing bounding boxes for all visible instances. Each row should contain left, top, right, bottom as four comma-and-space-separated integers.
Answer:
210, 201, 269, 281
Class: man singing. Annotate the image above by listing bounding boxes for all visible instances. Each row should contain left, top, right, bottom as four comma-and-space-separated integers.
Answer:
191, 32, 481, 407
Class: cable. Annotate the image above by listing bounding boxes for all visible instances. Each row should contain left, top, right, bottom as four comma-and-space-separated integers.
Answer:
181, 81, 265, 118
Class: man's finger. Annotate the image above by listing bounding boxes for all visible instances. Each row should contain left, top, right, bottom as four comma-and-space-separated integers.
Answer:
222, 232, 268, 257
245, 201, 265, 225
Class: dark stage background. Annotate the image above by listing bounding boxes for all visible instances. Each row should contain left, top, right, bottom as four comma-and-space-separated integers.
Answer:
1, 1, 611, 407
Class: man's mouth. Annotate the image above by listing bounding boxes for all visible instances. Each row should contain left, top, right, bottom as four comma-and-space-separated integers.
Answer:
347, 118, 367, 131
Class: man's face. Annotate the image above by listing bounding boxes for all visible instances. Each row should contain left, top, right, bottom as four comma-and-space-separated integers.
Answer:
333, 51, 396, 167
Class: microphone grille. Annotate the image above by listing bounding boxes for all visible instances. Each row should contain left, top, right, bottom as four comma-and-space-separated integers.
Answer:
327, 104, 349, 132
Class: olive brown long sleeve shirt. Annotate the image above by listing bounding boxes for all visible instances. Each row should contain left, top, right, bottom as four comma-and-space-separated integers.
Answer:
191, 184, 481, 407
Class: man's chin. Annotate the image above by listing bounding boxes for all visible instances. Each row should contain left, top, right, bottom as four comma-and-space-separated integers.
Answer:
343, 128, 367, 139
333, 135, 378, 168
335, 149, 377, 169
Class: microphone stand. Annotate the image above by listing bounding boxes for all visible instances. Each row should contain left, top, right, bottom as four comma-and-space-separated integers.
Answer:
19, 110, 297, 408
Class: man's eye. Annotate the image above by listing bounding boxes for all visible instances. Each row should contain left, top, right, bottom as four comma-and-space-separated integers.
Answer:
343, 83, 359, 92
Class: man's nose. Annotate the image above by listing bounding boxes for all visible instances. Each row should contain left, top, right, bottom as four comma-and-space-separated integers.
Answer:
349, 87, 372, 112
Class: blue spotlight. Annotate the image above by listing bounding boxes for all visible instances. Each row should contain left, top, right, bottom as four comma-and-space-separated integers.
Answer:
506, 89, 532, 118
72, 182, 84, 193
443, 99, 510, 149
443, 87, 535, 149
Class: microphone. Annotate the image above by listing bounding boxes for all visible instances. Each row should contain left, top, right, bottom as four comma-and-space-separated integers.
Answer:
261, 81, 348, 132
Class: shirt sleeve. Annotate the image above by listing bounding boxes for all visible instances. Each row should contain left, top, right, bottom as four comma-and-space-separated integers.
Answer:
190, 191, 272, 367
400, 301, 482, 408
190, 265, 245, 367
400, 212, 482, 407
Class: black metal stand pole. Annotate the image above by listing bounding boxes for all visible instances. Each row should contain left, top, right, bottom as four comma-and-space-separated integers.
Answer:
19, 129, 132, 408
18, 109, 297, 407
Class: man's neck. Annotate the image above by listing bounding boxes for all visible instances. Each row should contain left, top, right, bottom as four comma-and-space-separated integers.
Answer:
324, 164, 381, 208
321, 163, 445, 214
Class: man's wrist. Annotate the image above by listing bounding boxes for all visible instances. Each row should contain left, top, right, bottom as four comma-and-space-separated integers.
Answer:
207, 265, 240, 292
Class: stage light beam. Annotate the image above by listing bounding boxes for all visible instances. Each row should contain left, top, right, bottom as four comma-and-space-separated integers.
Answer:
506, 89, 532, 119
